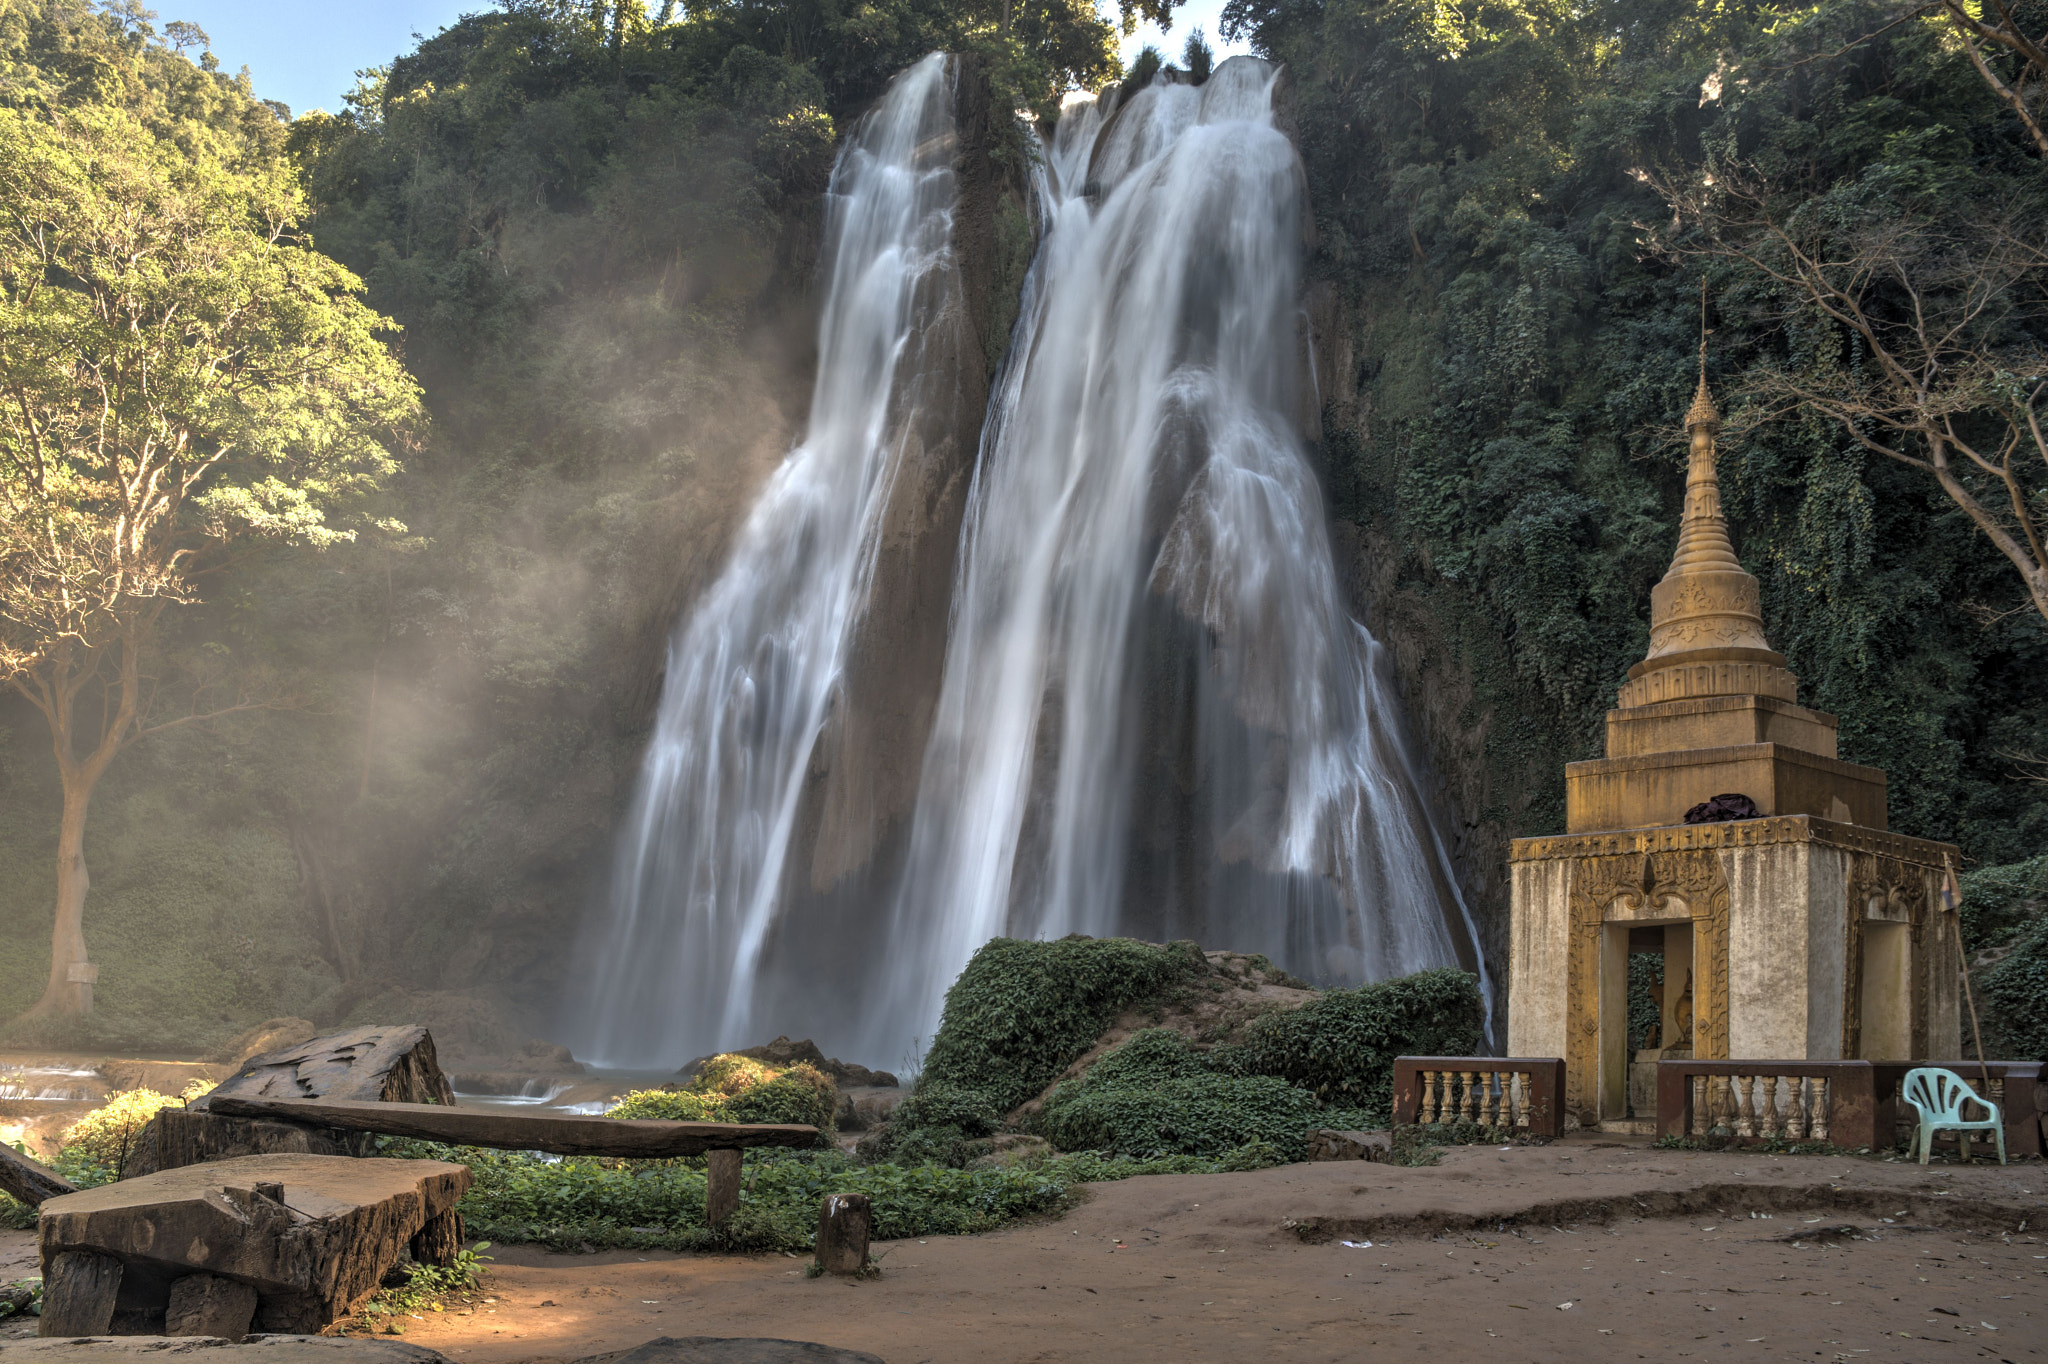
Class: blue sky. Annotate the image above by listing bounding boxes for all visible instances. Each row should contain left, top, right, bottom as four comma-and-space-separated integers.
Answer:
148, 0, 1250, 118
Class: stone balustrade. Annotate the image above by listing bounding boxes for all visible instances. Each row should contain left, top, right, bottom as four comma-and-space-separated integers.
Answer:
1392, 1057, 1566, 1139
1655, 1059, 2043, 1157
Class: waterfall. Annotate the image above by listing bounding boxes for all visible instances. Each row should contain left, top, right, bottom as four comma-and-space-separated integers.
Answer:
852, 58, 1486, 1061
577, 55, 1488, 1070
572, 54, 960, 1068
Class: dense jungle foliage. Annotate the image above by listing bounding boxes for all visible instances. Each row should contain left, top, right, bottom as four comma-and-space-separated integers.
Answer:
1230, 0, 2048, 867
0, 0, 2042, 1056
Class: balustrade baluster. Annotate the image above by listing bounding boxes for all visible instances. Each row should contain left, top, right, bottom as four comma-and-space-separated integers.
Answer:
1514, 1072, 1531, 1128
1811, 1077, 1829, 1142
1733, 1075, 1755, 1138
1421, 1070, 1438, 1124
1786, 1077, 1808, 1140
1460, 1071, 1478, 1124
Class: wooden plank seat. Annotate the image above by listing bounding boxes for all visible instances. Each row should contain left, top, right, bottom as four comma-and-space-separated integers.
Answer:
205, 1096, 819, 1228
36, 1153, 470, 1338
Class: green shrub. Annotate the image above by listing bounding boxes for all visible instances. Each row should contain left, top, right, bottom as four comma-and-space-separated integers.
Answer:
1978, 917, 2048, 1062
607, 1061, 836, 1134
1033, 1029, 1376, 1160
723, 1065, 835, 1130
916, 936, 1203, 1117
607, 1089, 726, 1122
891, 1082, 1003, 1138
1210, 968, 1483, 1116
1037, 1070, 1335, 1160
1960, 855, 2048, 953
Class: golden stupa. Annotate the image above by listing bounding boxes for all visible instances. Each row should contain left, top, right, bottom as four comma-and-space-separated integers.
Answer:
1505, 350, 1960, 1129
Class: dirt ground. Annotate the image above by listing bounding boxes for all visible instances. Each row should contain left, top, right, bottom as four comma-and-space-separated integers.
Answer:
4, 1137, 2043, 1363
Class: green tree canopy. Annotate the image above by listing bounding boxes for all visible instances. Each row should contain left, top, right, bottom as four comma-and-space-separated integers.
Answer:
0, 0, 419, 1018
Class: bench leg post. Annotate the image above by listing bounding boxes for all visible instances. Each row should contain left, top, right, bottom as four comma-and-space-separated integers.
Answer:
706, 1148, 742, 1228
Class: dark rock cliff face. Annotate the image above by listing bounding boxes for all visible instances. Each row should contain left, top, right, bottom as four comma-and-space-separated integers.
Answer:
794, 55, 1031, 897
1310, 283, 1522, 1011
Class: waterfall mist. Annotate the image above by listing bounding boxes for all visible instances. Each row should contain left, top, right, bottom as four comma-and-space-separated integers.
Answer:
575, 55, 1488, 1070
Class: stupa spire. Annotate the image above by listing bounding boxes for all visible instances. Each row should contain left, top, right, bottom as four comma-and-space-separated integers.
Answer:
1641, 292, 1772, 662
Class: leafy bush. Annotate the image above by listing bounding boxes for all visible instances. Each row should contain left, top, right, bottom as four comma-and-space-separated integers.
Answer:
1210, 968, 1484, 1116
917, 936, 1204, 1117
59, 1081, 214, 1181
1032, 1029, 1376, 1160
1960, 855, 2048, 953
607, 1089, 725, 1122
690, 1055, 778, 1097
608, 1059, 835, 1134
722, 1064, 834, 1130
1977, 917, 2048, 1062
889, 1081, 1003, 1138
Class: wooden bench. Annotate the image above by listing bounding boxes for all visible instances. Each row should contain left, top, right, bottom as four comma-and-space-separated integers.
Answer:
205, 1095, 819, 1227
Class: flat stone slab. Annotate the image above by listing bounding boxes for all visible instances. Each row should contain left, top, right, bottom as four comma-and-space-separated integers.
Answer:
38, 1154, 469, 1335
573, 1339, 887, 1364
2, 1337, 452, 1362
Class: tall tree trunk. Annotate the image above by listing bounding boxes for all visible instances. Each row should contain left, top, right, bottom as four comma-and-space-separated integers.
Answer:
29, 776, 98, 1016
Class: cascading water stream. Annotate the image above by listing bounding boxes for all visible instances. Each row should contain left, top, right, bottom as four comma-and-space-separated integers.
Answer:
852, 58, 1488, 1061
577, 55, 1489, 1069
571, 55, 960, 1068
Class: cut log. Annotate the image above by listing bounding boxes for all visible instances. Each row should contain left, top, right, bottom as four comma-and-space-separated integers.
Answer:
204, 1096, 818, 1157
813, 1193, 871, 1275
165, 1272, 259, 1340
38, 1152, 470, 1335
38, 1250, 122, 1337
202, 1024, 457, 1107
705, 1148, 742, 1228
1, 1139, 79, 1207
136, 1025, 457, 1176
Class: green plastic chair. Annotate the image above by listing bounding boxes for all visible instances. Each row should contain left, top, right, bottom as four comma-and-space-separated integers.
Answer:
1901, 1067, 2006, 1165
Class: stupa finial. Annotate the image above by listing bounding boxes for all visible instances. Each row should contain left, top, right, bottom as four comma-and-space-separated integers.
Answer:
1685, 280, 1721, 432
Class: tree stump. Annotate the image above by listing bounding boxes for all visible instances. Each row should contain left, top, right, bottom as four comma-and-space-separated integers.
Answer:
39, 1250, 122, 1336
410, 1209, 467, 1268
705, 1149, 743, 1228
814, 1193, 871, 1275
165, 1272, 259, 1340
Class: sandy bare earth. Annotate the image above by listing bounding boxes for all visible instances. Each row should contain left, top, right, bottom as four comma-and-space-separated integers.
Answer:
3, 1138, 2044, 1363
